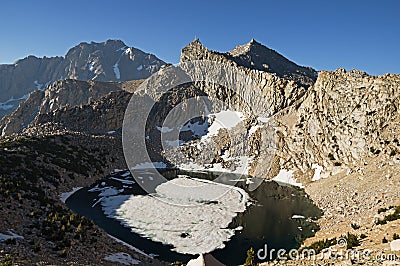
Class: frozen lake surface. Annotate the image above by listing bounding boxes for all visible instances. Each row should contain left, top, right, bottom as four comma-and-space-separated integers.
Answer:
66, 169, 321, 265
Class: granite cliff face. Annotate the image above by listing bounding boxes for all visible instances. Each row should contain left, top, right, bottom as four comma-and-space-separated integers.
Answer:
0, 40, 165, 117
272, 69, 400, 182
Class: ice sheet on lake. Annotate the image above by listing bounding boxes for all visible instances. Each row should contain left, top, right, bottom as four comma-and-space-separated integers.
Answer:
110, 177, 135, 185
101, 177, 249, 254
98, 187, 121, 197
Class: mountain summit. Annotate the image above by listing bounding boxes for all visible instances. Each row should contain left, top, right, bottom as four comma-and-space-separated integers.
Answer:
181, 39, 317, 87
0, 40, 165, 117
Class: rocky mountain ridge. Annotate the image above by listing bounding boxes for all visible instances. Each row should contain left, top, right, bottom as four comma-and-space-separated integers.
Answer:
5, 39, 400, 182
2, 39, 400, 265
181, 39, 317, 88
0, 40, 165, 117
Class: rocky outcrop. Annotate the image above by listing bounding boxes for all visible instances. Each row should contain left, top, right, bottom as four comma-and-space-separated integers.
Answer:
0, 79, 135, 136
39, 79, 122, 114
272, 69, 400, 182
0, 90, 45, 135
33, 90, 132, 134
0, 39, 165, 117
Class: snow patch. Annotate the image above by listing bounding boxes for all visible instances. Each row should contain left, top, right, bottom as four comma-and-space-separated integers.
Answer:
311, 164, 324, 181
207, 110, 245, 136
272, 169, 303, 188
104, 253, 140, 265
88, 62, 95, 72
136, 65, 143, 71
0, 103, 14, 110
0, 93, 30, 110
257, 117, 270, 123
117, 46, 128, 51
248, 125, 261, 136
178, 162, 205, 171
124, 47, 136, 61
60, 187, 82, 203
113, 63, 121, 80
187, 254, 204, 266
391, 239, 400, 251
181, 120, 208, 137
34, 80, 45, 90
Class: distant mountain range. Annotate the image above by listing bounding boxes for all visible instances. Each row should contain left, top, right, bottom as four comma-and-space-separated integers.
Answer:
0, 38, 318, 136
0, 40, 166, 117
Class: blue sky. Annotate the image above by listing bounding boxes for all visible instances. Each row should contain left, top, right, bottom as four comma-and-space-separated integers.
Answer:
0, 0, 399, 75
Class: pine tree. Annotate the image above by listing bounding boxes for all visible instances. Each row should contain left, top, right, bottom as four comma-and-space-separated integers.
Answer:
244, 247, 257, 266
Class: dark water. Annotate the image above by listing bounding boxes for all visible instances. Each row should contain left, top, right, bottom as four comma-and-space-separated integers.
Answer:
66, 170, 321, 265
